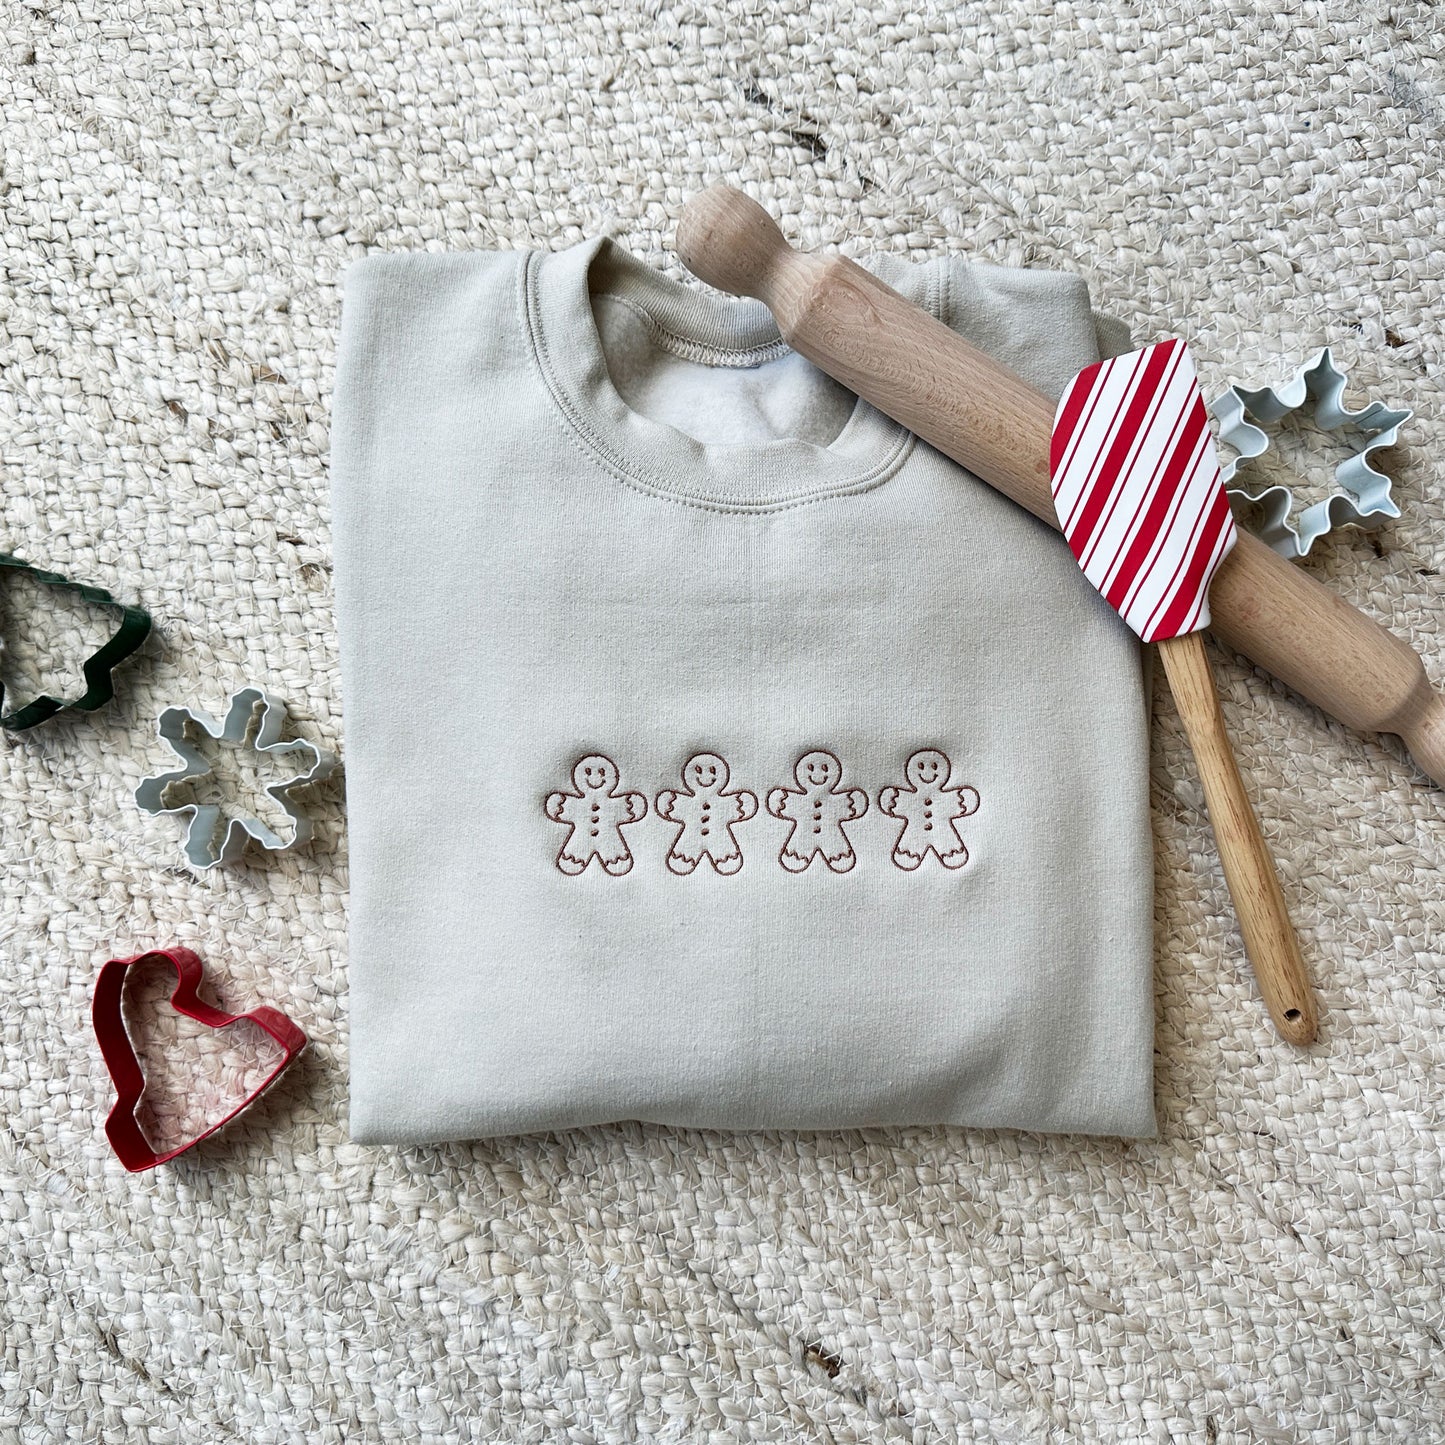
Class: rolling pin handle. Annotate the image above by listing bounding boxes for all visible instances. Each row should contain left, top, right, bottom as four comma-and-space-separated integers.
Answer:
675, 184, 791, 302
1394, 677, 1445, 787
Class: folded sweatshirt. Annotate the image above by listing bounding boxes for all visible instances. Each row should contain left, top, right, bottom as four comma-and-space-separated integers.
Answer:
330, 235, 1155, 1144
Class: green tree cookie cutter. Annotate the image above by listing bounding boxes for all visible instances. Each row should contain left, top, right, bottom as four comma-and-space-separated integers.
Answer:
1207, 348, 1411, 560
0, 553, 152, 731
135, 686, 338, 869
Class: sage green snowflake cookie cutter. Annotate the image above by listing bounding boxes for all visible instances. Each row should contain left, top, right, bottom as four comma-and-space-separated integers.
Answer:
1208, 347, 1411, 560
135, 685, 338, 869
0, 552, 152, 731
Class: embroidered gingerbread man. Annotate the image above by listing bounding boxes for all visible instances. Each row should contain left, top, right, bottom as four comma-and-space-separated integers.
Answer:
878, 748, 980, 871
765, 749, 869, 873
544, 754, 647, 876
655, 752, 757, 875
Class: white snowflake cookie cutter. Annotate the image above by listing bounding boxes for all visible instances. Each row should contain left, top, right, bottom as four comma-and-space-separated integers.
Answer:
135, 686, 338, 869
1208, 346, 1411, 560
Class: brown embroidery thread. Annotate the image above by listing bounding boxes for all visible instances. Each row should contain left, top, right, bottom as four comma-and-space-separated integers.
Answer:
544, 754, 648, 876
655, 751, 757, 875
765, 749, 869, 873
878, 748, 980, 871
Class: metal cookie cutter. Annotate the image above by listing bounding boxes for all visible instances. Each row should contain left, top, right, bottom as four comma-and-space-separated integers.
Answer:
1208, 347, 1411, 560
94, 946, 307, 1171
135, 686, 338, 869
0, 552, 152, 730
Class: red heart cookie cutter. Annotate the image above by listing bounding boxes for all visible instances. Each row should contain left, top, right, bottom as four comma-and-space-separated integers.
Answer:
93, 946, 307, 1171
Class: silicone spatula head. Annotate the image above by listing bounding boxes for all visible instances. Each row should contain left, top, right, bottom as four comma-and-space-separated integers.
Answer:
1049, 339, 1236, 643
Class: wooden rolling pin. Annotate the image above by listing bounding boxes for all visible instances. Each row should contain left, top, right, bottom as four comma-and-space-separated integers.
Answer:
676, 185, 1445, 789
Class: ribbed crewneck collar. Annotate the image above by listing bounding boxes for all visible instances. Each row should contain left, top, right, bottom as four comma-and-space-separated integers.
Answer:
523, 236, 949, 512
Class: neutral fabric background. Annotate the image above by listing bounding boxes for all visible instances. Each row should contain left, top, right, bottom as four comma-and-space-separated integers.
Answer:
1, 2, 1440, 1441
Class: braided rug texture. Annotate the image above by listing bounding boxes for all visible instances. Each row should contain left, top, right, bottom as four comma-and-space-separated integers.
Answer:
2, 3, 1442, 1441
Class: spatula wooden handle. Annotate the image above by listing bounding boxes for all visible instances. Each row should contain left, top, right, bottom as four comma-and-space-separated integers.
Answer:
676, 184, 1445, 788
1157, 631, 1318, 1045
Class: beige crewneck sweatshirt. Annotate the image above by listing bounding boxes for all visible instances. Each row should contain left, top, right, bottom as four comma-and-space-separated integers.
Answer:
331, 236, 1155, 1143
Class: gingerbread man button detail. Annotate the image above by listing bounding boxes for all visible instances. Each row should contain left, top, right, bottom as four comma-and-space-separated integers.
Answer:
545, 754, 648, 876
878, 748, 980, 871
655, 751, 758, 875
766, 749, 870, 873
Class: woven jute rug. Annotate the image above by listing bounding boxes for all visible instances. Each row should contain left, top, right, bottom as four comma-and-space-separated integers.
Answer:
2, 4, 1441, 1441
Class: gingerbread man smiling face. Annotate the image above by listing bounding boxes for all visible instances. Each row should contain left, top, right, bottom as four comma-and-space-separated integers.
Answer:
578, 755, 616, 792
907, 749, 948, 788
687, 754, 724, 790
799, 751, 840, 789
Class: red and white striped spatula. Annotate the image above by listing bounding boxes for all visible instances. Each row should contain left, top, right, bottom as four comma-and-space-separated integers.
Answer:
1052, 339, 1317, 1046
